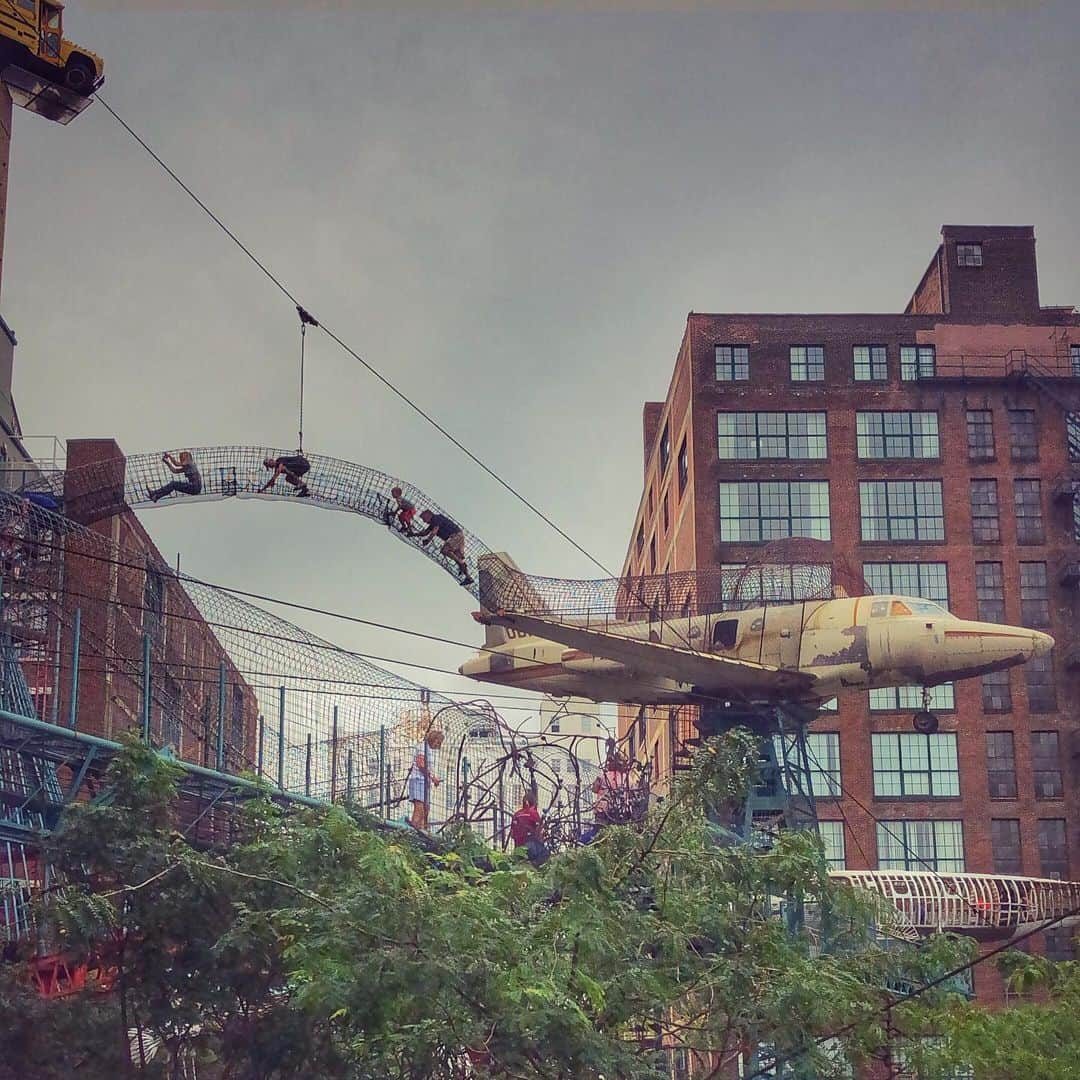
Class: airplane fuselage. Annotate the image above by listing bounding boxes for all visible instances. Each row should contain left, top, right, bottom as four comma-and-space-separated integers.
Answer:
459, 594, 1053, 706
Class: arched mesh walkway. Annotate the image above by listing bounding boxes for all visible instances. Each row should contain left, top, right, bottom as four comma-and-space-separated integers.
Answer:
26, 446, 836, 623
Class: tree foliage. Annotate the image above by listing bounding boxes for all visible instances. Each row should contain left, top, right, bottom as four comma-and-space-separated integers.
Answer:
1, 732, 1016, 1078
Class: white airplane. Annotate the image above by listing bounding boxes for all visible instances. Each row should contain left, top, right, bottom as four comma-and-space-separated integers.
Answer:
459, 555, 1054, 716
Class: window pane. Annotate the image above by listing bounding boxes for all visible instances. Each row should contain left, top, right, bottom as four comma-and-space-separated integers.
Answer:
869, 684, 954, 712
1008, 409, 1039, 462
877, 820, 964, 872
853, 344, 887, 381
717, 412, 827, 460
790, 345, 825, 382
819, 821, 846, 869
1031, 731, 1063, 799
859, 480, 944, 541
986, 732, 1018, 799
1025, 654, 1057, 713
982, 668, 1012, 713
1037, 819, 1068, 879
856, 411, 938, 459
715, 345, 750, 381
872, 733, 959, 798
863, 562, 949, 606
966, 410, 995, 461
1014, 479, 1044, 544
991, 819, 1022, 874
975, 561, 1005, 622
1019, 562, 1049, 628
900, 344, 935, 381
970, 480, 1000, 543
718, 481, 830, 542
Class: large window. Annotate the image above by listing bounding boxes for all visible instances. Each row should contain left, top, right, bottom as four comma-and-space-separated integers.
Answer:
863, 562, 948, 606
717, 412, 827, 460
872, 733, 960, 798
856, 411, 939, 459
877, 820, 964, 873
718, 481, 831, 542
991, 819, 1022, 874
819, 821, 846, 869
956, 242, 983, 267
718, 563, 832, 608
975, 561, 1005, 622
859, 480, 944, 541
789, 345, 825, 382
981, 669, 1012, 713
1025, 654, 1057, 713
659, 422, 671, 474
1031, 731, 1064, 799
1019, 562, 1050, 627
1067, 414, 1080, 461
1014, 479, 1045, 544
715, 345, 749, 381
1038, 819, 1068, 879
870, 683, 954, 712
677, 436, 688, 496
1008, 409, 1039, 461
778, 732, 841, 799
1072, 345, 1080, 379
970, 479, 1000, 543
900, 344, 936, 380
986, 732, 1018, 799
853, 345, 887, 381
966, 410, 995, 461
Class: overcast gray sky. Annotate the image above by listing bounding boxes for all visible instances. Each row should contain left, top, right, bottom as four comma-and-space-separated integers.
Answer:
5, 1, 1079, 715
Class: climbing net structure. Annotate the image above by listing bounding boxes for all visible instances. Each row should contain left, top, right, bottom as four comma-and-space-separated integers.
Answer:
0, 492, 598, 841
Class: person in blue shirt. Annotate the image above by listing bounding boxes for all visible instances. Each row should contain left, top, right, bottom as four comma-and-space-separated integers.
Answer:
416, 510, 472, 585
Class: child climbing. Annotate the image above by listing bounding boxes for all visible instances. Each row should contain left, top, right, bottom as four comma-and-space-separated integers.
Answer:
384, 487, 417, 534
260, 454, 311, 497
148, 451, 203, 502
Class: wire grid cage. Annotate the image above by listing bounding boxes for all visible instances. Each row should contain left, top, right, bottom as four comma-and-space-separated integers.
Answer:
0, 493, 599, 839
34, 448, 841, 627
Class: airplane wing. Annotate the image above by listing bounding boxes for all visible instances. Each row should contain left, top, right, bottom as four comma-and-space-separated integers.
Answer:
490, 612, 817, 697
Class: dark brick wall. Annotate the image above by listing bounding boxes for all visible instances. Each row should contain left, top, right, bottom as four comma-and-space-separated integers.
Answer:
56, 439, 259, 772
618, 226, 1080, 1001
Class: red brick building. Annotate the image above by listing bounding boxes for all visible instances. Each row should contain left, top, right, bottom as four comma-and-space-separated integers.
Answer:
620, 225, 1080, 986
39, 438, 258, 772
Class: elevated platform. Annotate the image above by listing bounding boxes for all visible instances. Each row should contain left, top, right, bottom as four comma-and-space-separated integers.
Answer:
1, 65, 95, 125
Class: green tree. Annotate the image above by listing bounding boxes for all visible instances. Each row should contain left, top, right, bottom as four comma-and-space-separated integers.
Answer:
11, 732, 983, 1078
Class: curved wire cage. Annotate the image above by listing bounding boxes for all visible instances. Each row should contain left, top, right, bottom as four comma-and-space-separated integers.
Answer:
0, 492, 599, 842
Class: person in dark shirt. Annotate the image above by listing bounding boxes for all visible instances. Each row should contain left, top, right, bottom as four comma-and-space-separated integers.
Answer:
148, 451, 203, 502
416, 509, 472, 585
260, 454, 311, 497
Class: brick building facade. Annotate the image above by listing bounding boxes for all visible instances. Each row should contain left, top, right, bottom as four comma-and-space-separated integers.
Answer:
619, 225, 1080, 993
40, 438, 259, 772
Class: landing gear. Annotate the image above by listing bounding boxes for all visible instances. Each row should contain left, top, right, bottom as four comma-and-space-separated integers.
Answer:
912, 688, 939, 734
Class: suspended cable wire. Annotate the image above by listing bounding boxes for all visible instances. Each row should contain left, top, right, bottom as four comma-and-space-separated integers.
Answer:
94, 95, 614, 578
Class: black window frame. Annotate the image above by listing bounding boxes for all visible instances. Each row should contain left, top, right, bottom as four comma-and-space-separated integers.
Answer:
1031, 731, 1064, 800
1007, 409, 1039, 462
981, 668, 1012, 714
956, 242, 983, 267
859, 479, 945, 542
853, 344, 888, 382
970, 479, 1000, 543
965, 409, 995, 462
717, 480, 831, 543
986, 731, 1018, 799
717, 411, 828, 461
871, 732, 960, 799
715, 344, 750, 382
900, 344, 936, 381
789, 344, 825, 383
1025, 654, 1057, 713
1037, 818, 1069, 880
990, 818, 1022, 874
855, 411, 940, 460
1019, 562, 1050, 628
862, 561, 949, 606
1014, 479, 1045, 545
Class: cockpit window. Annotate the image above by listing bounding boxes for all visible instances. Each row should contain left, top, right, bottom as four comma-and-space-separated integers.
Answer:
869, 600, 888, 618
889, 600, 913, 617
909, 601, 947, 616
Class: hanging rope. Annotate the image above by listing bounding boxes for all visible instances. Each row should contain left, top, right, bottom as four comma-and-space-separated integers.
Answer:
296, 306, 319, 452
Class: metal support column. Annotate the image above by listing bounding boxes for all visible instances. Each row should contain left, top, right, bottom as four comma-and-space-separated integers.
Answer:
216, 662, 226, 772
139, 630, 150, 740
277, 686, 286, 790
67, 608, 82, 730
330, 705, 339, 803
346, 748, 354, 802
378, 724, 386, 817
257, 714, 264, 779
304, 733, 312, 797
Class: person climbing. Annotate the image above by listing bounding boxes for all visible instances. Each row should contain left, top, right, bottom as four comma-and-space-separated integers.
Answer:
509, 790, 548, 866
384, 486, 417, 534
408, 727, 444, 830
148, 451, 202, 502
592, 742, 633, 826
260, 453, 311, 497
416, 509, 472, 585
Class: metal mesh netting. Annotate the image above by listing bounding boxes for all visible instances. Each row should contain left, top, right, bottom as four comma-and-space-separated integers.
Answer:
0, 493, 598, 841
28, 449, 837, 625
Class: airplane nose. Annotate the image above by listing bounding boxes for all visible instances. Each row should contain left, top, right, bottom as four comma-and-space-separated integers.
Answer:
1031, 631, 1055, 658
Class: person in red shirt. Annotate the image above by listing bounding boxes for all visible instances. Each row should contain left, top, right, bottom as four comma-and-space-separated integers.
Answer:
509, 791, 547, 864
